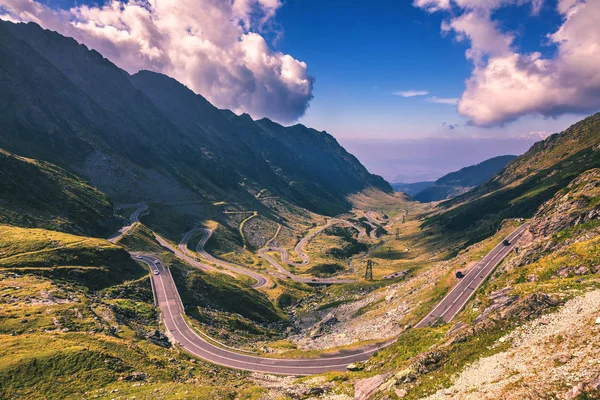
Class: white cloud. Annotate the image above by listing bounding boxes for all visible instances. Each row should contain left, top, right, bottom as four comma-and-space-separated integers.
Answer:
393, 90, 430, 97
415, 0, 600, 126
0, 0, 313, 123
427, 96, 459, 105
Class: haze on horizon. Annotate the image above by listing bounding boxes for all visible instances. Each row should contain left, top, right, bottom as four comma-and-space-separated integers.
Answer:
2, 0, 597, 182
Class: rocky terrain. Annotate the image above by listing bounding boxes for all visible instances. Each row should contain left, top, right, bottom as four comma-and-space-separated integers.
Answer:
530, 168, 600, 238
424, 289, 600, 400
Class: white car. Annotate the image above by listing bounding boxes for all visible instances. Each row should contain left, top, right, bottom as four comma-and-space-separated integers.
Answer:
154, 260, 160, 265
153, 270, 160, 275
136, 255, 142, 259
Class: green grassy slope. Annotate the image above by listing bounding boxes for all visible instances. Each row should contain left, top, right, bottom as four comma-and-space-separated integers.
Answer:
414, 155, 517, 202
0, 225, 145, 289
0, 149, 118, 237
0, 20, 390, 216
425, 113, 600, 244
169, 258, 283, 324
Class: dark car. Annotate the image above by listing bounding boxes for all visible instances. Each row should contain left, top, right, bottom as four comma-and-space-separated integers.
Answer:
503, 239, 511, 246
455, 271, 465, 279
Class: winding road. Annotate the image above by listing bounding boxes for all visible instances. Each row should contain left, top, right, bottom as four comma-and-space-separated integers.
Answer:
257, 217, 370, 284
132, 223, 525, 374
107, 203, 147, 243
181, 226, 355, 286
180, 228, 268, 289
137, 254, 389, 375
114, 206, 526, 374
355, 210, 380, 241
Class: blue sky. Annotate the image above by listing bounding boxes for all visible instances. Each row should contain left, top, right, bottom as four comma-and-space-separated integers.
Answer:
272, 0, 571, 138
2, 0, 597, 182
275, 0, 470, 138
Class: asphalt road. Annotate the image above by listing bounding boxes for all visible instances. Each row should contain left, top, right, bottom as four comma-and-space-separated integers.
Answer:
256, 218, 370, 284
182, 227, 355, 286
257, 247, 356, 285
107, 203, 147, 243
356, 210, 379, 241
415, 224, 528, 328
180, 228, 269, 289
137, 254, 389, 375
154, 233, 238, 279
129, 223, 526, 375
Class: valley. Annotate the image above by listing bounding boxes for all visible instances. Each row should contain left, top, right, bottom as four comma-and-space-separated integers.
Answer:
0, 17, 598, 400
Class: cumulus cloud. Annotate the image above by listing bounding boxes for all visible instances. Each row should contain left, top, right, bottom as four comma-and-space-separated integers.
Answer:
394, 90, 430, 97
0, 0, 313, 122
414, 0, 600, 126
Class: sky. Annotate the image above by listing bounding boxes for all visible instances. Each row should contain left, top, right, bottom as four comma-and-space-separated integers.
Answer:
1, 0, 598, 182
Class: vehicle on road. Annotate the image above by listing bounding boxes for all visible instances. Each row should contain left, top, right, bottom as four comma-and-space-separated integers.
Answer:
503, 239, 511, 246
455, 271, 465, 278
154, 260, 160, 264
136, 255, 142, 259
153, 270, 159, 275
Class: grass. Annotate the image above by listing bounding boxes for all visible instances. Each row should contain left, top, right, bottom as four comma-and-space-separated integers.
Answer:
0, 225, 146, 290
168, 255, 285, 324
0, 148, 118, 237
239, 212, 259, 249
306, 262, 346, 277
116, 222, 165, 253
0, 331, 257, 399
0, 241, 265, 399
427, 140, 600, 245
485, 232, 600, 297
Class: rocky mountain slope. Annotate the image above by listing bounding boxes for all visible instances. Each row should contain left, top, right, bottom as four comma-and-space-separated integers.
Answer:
425, 113, 600, 243
0, 20, 390, 216
323, 168, 600, 400
413, 155, 517, 203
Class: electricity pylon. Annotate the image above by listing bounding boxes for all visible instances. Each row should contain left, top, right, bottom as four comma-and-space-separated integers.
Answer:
365, 259, 377, 281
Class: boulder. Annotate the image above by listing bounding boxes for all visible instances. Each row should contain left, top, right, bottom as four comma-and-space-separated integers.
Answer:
395, 368, 417, 383
354, 374, 386, 400
574, 265, 589, 275
564, 383, 584, 400
346, 363, 364, 372
306, 387, 325, 396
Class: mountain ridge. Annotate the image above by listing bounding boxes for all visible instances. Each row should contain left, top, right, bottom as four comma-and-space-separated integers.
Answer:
425, 113, 600, 243
0, 20, 390, 217
413, 155, 517, 202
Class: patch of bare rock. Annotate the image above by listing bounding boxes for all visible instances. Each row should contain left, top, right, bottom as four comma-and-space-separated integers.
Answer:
423, 289, 600, 399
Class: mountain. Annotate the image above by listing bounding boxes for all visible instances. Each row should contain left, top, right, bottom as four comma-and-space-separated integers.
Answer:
0, 148, 117, 237
425, 113, 600, 243
0, 20, 390, 216
390, 181, 434, 196
413, 155, 517, 202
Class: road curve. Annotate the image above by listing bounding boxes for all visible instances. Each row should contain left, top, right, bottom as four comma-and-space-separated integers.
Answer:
138, 255, 390, 375
129, 224, 525, 374
415, 224, 528, 327
268, 218, 368, 268
355, 210, 379, 241
154, 233, 240, 280
258, 247, 356, 285
108, 203, 147, 243
256, 218, 369, 284
180, 228, 269, 289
